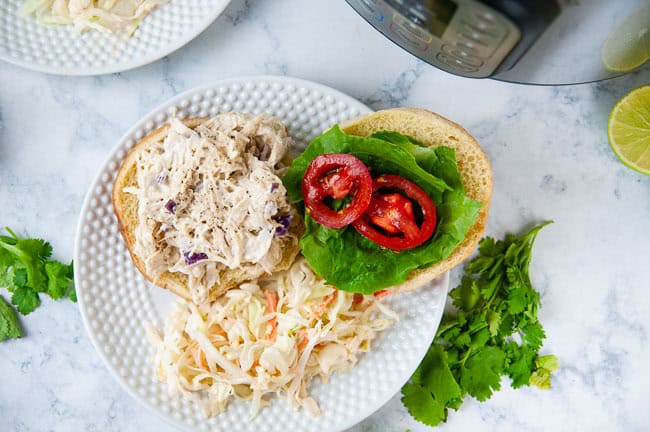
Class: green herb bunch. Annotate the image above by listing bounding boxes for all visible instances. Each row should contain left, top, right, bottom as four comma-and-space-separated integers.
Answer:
402, 221, 558, 426
0, 227, 76, 342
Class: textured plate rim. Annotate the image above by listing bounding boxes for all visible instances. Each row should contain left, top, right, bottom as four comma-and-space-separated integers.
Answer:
0, 0, 232, 76
74, 75, 449, 432
336, 273, 448, 432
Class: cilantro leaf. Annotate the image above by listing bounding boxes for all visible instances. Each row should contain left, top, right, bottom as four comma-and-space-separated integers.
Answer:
13, 267, 28, 289
479, 274, 502, 302
45, 261, 74, 300
69, 285, 77, 302
413, 345, 462, 404
0, 232, 49, 293
466, 255, 497, 275
0, 295, 22, 341
506, 284, 528, 314
487, 310, 501, 337
401, 383, 446, 427
504, 342, 536, 388
11, 286, 40, 315
498, 313, 515, 337
505, 265, 525, 285
453, 330, 471, 348
449, 276, 481, 311
478, 236, 501, 256
0, 266, 15, 289
460, 346, 505, 401
67, 261, 77, 303
0, 247, 13, 272
521, 321, 546, 350
18, 238, 53, 261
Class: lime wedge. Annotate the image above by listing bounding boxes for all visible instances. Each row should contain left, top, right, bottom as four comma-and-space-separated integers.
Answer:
608, 85, 650, 175
601, 3, 650, 72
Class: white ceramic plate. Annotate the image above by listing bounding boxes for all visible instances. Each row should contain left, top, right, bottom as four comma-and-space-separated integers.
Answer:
0, 0, 231, 75
74, 76, 449, 432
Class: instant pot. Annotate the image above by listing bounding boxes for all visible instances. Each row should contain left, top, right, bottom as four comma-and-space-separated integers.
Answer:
346, 0, 648, 85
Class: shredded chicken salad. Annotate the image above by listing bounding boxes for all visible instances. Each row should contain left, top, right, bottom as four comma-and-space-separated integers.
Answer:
146, 257, 397, 417
19, 0, 169, 34
124, 113, 297, 304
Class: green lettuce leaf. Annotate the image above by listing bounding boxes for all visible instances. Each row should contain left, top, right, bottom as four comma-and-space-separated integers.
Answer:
283, 126, 482, 293
283, 125, 452, 204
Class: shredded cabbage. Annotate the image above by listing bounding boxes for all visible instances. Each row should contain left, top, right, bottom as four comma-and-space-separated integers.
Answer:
19, 0, 169, 34
146, 257, 397, 417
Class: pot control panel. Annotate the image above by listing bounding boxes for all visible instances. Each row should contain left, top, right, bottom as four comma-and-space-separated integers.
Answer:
347, 0, 522, 78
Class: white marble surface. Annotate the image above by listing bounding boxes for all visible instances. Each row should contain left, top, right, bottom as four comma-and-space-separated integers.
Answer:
1, 0, 649, 431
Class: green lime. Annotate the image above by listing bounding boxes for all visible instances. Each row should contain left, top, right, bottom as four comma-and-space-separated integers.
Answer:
601, 3, 650, 72
608, 85, 650, 175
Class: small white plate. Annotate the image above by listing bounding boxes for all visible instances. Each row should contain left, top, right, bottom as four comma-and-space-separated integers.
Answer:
74, 76, 449, 432
0, 0, 231, 75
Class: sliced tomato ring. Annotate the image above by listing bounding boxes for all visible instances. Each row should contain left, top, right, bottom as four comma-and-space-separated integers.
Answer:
302, 153, 372, 229
353, 174, 437, 251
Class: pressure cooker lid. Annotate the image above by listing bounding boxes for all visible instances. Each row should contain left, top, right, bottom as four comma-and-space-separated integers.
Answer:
493, 0, 649, 85
348, 0, 649, 85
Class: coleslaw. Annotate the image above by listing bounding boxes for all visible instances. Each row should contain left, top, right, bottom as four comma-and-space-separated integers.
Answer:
19, 0, 169, 34
146, 257, 397, 417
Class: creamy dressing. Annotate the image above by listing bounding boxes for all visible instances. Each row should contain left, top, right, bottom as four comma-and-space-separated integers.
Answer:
124, 113, 296, 304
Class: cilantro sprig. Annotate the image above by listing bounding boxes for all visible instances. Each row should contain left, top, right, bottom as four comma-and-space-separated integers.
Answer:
0, 227, 76, 341
402, 221, 558, 426
0, 295, 22, 342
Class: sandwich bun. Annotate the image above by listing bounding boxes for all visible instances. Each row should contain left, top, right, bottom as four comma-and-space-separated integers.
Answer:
113, 108, 491, 301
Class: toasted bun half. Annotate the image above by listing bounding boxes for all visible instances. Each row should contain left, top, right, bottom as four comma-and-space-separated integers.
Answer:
112, 118, 303, 302
341, 108, 492, 293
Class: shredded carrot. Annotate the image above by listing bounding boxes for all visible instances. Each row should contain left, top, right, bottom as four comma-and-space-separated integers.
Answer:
208, 324, 226, 338
265, 290, 279, 341
191, 342, 209, 370
312, 290, 338, 318
296, 328, 309, 350
352, 293, 364, 305
373, 289, 391, 299
269, 324, 278, 341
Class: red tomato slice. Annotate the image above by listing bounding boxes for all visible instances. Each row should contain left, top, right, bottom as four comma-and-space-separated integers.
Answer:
352, 174, 437, 251
302, 154, 372, 229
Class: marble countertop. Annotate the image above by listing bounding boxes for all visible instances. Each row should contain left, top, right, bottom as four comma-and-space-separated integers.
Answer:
1, 0, 649, 431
